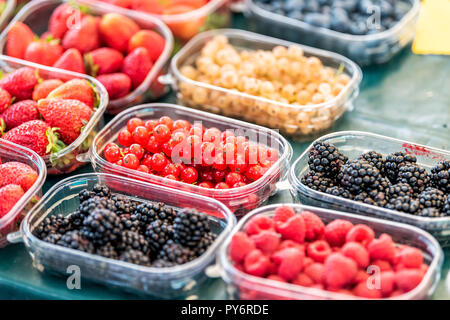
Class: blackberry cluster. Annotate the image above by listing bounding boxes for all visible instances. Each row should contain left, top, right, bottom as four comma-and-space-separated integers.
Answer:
302, 142, 449, 217
35, 185, 218, 268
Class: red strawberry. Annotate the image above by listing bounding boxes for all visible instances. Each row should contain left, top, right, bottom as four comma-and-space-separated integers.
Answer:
96, 73, 131, 99
101, 0, 132, 8
122, 47, 153, 89
0, 184, 25, 217
37, 99, 92, 144
32, 79, 64, 101
128, 30, 165, 62
131, 0, 166, 14
99, 13, 139, 52
0, 88, 12, 113
0, 67, 38, 101
84, 47, 123, 76
47, 79, 96, 108
62, 15, 100, 54
0, 161, 38, 191
6, 22, 35, 59
24, 38, 63, 66
1, 100, 39, 130
52, 48, 85, 75
49, 3, 85, 39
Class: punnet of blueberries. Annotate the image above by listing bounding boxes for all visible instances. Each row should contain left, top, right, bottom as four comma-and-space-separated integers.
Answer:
34, 184, 218, 267
301, 140, 450, 217
254, 0, 413, 35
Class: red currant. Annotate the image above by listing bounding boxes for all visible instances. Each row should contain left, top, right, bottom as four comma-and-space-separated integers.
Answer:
225, 172, 243, 186
246, 164, 265, 181
267, 147, 279, 162
213, 152, 227, 171
137, 165, 150, 173
172, 131, 187, 143
128, 143, 144, 160
122, 153, 139, 170
214, 182, 230, 189
221, 130, 234, 142
127, 117, 144, 133
150, 153, 168, 172
132, 126, 149, 145
144, 119, 157, 133
162, 163, 180, 177
199, 168, 214, 182
201, 142, 216, 166
154, 124, 171, 143
158, 116, 173, 130
213, 169, 226, 183
233, 182, 247, 188
118, 129, 133, 147
115, 159, 123, 166
145, 136, 161, 153
164, 174, 178, 181
229, 154, 248, 173
244, 143, 259, 165
203, 128, 221, 145
189, 123, 205, 137
104, 143, 121, 163
199, 181, 214, 188
141, 154, 152, 168
181, 167, 198, 184
173, 119, 191, 131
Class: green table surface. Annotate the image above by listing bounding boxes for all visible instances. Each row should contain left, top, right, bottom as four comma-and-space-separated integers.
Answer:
0, 14, 449, 300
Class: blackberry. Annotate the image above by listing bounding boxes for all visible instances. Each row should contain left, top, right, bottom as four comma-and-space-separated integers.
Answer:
157, 240, 194, 265
56, 230, 94, 253
368, 176, 391, 193
358, 151, 385, 173
173, 210, 211, 248
397, 164, 431, 194
443, 196, 450, 215
430, 160, 450, 193
111, 194, 139, 215
152, 259, 175, 268
81, 208, 123, 247
385, 196, 420, 214
192, 232, 217, 257
92, 184, 111, 198
418, 187, 446, 209
307, 141, 347, 178
384, 152, 417, 182
145, 220, 172, 251
353, 190, 387, 207
133, 202, 176, 230
78, 189, 95, 202
120, 214, 140, 232
43, 233, 62, 244
118, 230, 150, 255
96, 243, 119, 260
301, 171, 336, 192
66, 210, 84, 229
79, 196, 117, 218
339, 160, 381, 194
386, 183, 414, 199
325, 186, 353, 199
34, 214, 71, 239
418, 208, 446, 218
354, 192, 377, 206
120, 249, 151, 266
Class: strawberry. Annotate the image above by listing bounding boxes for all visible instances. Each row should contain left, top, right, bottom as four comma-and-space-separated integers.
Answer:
24, 38, 63, 66
0, 88, 12, 113
1, 120, 64, 156
164, 4, 206, 40
0, 161, 38, 191
0, 67, 39, 101
1, 100, 39, 130
96, 73, 131, 99
128, 30, 165, 62
122, 47, 153, 88
62, 15, 100, 54
52, 48, 85, 75
101, 0, 132, 7
99, 13, 139, 52
130, 0, 166, 14
0, 184, 25, 217
84, 47, 123, 76
32, 79, 63, 101
37, 99, 92, 144
49, 3, 85, 39
6, 22, 35, 59
47, 79, 97, 108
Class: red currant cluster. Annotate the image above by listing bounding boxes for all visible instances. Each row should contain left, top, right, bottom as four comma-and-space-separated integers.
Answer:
103, 116, 280, 189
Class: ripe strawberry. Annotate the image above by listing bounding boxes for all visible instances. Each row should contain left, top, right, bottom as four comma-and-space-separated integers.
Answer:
122, 47, 153, 88
49, 3, 85, 39
0, 67, 38, 101
128, 30, 165, 62
96, 73, 131, 99
0, 161, 38, 191
101, 0, 132, 8
47, 79, 96, 108
130, 0, 166, 14
164, 4, 206, 40
84, 47, 123, 76
37, 99, 92, 144
62, 15, 100, 54
6, 22, 35, 59
0, 184, 25, 217
24, 38, 63, 66
32, 79, 63, 101
0, 88, 12, 113
52, 48, 85, 75
99, 13, 139, 52
1, 100, 39, 130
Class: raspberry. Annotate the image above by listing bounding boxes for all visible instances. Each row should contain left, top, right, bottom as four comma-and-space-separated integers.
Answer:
303, 257, 314, 268
307, 240, 332, 263
420, 263, 429, 275
371, 259, 393, 272
230, 231, 255, 263
353, 282, 382, 299
273, 205, 295, 228
368, 234, 396, 262
244, 249, 270, 277
345, 224, 375, 247
278, 240, 305, 253
342, 242, 370, 268
304, 263, 325, 284
293, 273, 314, 287
390, 290, 404, 297
396, 246, 423, 268
245, 215, 275, 236
324, 253, 357, 289
277, 215, 305, 244
324, 219, 354, 247
250, 230, 280, 254
380, 271, 395, 297
300, 210, 325, 241
272, 247, 304, 281
395, 269, 423, 292
354, 270, 369, 284
266, 275, 286, 283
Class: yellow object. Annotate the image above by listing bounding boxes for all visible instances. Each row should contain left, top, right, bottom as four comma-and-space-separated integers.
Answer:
412, 0, 450, 54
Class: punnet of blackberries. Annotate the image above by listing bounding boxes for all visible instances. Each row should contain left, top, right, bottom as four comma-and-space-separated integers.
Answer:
34, 184, 218, 267
301, 140, 449, 217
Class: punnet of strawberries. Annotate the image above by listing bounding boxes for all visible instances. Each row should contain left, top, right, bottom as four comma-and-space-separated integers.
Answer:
5, 2, 166, 100
229, 205, 430, 299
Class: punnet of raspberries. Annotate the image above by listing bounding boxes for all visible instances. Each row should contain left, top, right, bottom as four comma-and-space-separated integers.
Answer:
35, 184, 217, 267
301, 141, 449, 218
5, 3, 166, 100
229, 206, 430, 299
103, 116, 280, 189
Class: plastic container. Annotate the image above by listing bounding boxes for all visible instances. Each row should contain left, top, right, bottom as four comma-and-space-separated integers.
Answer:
219, 203, 444, 300
0, 0, 15, 30
164, 29, 362, 141
88, 103, 292, 215
0, 0, 174, 114
244, 0, 420, 66
0, 55, 108, 175
0, 139, 46, 247
289, 131, 450, 246
7, 173, 235, 298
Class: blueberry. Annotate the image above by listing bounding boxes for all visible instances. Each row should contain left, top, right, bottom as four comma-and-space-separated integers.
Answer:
330, 7, 350, 33
359, 0, 374, 14
379, 0, 394, 17
394, 2, 411, 20
303, 12, 331, 28
303, 0, 320, 13
284, 0, 305, 12
332, 0, 358, 12
349, 20, 368, 35
287, 10, 304, 20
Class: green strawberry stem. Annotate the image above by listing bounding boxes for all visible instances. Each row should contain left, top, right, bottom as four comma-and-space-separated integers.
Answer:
46, 127, 66, 154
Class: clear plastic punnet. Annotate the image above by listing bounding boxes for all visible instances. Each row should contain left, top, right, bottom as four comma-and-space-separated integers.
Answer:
0, 0, 15, 30
88, 103, 292, 215
0, 139, 46, 247
0, 55, 108, 174
219, 204, 443, 300
0, 0, 174, 114
165, 29, 362, 141
8, 173, 235, 298
289, 131, 450, 246
244, 0, 420, 66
